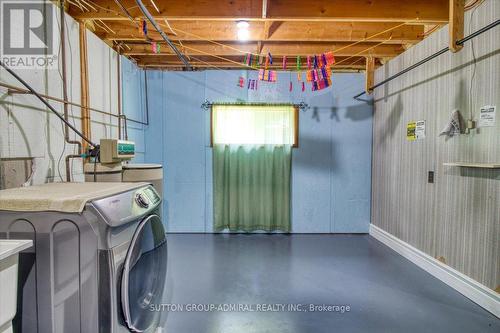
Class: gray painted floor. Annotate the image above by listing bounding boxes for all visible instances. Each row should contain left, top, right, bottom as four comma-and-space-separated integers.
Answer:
161, 234, 499, 333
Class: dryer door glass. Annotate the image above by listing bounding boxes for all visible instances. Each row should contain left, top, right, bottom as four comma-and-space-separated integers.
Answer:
121, 214, 167, 332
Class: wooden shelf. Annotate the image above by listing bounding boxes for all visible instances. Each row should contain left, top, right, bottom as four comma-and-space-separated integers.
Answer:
443, 162, 500, 169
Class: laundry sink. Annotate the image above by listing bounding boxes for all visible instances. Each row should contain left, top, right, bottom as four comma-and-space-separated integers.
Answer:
0, 239, 32, 333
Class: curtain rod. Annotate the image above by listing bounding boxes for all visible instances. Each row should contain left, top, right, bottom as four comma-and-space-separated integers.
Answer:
201, 100, 309, 111
353, 19, 499, 100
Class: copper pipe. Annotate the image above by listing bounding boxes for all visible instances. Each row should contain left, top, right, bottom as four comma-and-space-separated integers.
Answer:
79, 21, 91, 155
1, 82, 146, 125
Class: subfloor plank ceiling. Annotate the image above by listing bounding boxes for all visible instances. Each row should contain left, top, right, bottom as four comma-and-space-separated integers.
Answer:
63, 0, 475, 71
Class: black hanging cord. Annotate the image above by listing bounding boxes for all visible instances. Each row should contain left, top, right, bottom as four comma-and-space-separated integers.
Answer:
0, 60, 97, 148
353, 19, 500, 100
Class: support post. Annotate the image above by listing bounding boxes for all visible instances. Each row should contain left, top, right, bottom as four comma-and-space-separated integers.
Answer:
449, 0, 465, 52
365, 56, 375, 95
79, 21, 91, 154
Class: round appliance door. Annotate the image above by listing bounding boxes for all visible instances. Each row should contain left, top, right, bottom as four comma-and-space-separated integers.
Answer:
121, 214, 167, 332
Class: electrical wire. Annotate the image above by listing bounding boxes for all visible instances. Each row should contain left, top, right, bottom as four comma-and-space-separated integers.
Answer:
67, 1, 416, 73
332, 38, 392, 68
84, 0, 122, 15
70, 0, 417, 70
0, 60, 97, 146
468, 5, 479, 121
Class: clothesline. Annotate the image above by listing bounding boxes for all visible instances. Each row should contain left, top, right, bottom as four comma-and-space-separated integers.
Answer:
164, 19, 419, 58
73, 0, 419, 71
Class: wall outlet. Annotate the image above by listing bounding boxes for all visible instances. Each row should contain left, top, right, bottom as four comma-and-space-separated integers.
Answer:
428, 171, 435, 183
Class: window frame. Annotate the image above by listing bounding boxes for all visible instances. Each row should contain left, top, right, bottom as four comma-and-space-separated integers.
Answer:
210, 105, 299, 148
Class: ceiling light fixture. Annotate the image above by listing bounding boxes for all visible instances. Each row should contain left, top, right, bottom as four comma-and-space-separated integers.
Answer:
236, 21, 250, 41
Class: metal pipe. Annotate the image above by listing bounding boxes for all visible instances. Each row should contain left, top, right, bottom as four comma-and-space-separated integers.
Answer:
456, 19, 498, 44
114, 0, 138, 25
1, 81, 148, 125
117, 54, 122, 139
134, 0, 191, 69
60, 0, 82, 181
353, 19, 499, 100
201, 100, 309, 111
0, 60, 97, 147
120, 114, 129, 140
143, 70, 150, 125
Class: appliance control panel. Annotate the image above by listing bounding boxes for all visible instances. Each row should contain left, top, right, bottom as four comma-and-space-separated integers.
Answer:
90, 185, 161, 227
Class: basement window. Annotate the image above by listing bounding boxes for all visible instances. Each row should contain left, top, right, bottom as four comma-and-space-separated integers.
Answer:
211, 104, 298, 147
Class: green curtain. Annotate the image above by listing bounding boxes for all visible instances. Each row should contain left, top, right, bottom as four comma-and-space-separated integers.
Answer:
213, 144, 291, 232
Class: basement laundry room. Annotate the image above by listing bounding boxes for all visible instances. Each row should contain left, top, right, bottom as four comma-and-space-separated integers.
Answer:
0, 0, 499, 332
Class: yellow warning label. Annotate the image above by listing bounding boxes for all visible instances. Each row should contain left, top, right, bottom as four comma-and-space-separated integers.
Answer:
407, 122, 416, 141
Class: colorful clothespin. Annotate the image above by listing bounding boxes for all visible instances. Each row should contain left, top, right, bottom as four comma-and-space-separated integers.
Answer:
142, 20, 148, 36
243, 53, 253, 66
238, 76, 245, 88
289, 81, 292, 92
258, 69, 277, 82
301, 81, 305, 92
325, 51, 335, 65
307, 56, 311, 69
268, 52, 273, 65
282, 56, 287, 70
321, 54, 328, 67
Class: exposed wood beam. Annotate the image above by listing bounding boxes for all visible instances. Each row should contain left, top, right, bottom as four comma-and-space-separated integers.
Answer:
262, 0, 268, 19
134, 57, 369, 70
449, 0, 465, 52
257, 41, 263, 54
68, 0, 448, 24
365, 56, 375, 94
95, 21, 424, 44
142, 65, 366, 72
121, 42, 403, 58
263, 21, 283, 40
266, 0, 449, 24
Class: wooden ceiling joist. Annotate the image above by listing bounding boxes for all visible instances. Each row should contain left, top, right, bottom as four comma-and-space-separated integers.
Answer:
95, 21, 424, 44
122, 42, 403, 58
69, 0, 448, 24
64, 0, 452, 70
135, 55, 370, 70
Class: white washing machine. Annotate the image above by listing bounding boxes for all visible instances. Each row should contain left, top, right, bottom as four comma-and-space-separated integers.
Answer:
0, 182, 167, 333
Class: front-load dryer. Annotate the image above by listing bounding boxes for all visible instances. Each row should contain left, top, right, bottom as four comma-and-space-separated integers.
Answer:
0, 182, 167, 333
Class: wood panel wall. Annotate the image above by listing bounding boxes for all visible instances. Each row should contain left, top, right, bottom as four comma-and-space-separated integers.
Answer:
371, 0, 499, 291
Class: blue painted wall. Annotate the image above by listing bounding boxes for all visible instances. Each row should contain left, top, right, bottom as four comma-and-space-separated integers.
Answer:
120, 57, 147, 162
139, 70, 372, 233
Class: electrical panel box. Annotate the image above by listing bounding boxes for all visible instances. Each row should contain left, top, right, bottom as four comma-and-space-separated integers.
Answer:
100, 139, 135, 164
